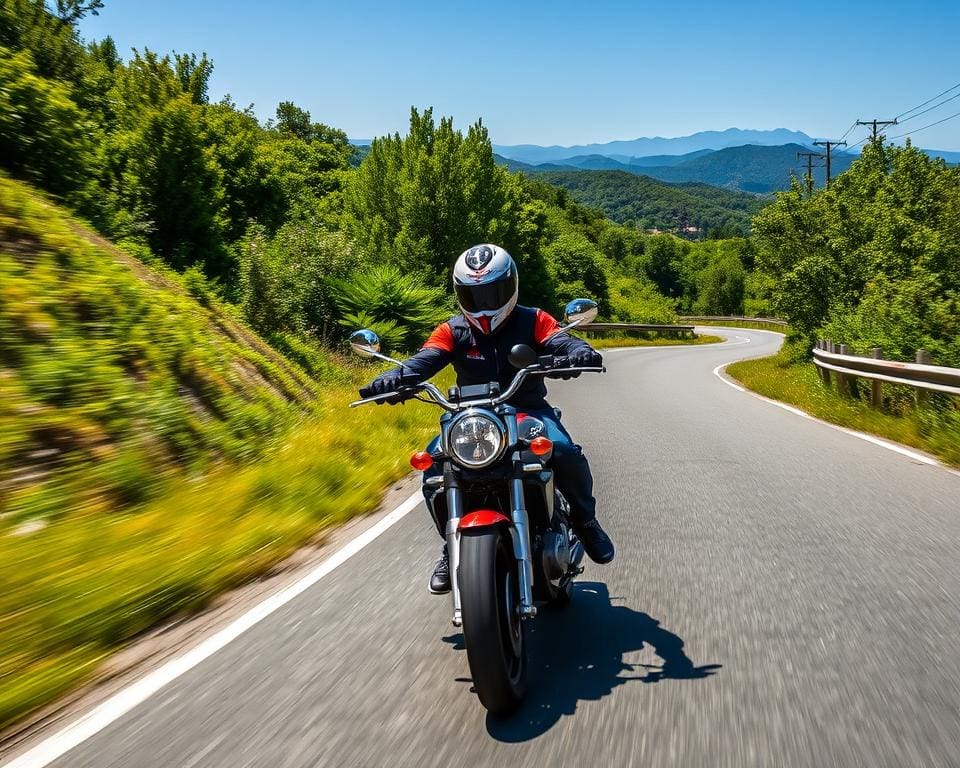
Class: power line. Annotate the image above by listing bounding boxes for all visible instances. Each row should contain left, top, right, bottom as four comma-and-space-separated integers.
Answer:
896, 89, 960, 124
813, 139, 847, 184
888, 109, 960, 140
856, 119, 898, 139
836, 121, 858, 142
895, 81, 960, 121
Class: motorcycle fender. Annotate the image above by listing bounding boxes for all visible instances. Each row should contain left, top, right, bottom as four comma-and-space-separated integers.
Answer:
458, 509, 511, 532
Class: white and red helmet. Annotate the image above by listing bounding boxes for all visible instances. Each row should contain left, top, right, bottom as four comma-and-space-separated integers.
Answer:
453, 244, 519, 334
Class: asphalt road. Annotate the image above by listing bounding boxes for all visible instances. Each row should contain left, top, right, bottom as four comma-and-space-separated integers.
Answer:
17, 328, 960, 767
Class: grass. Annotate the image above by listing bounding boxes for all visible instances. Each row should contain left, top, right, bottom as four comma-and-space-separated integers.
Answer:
727, 348, 960, 468
0, 174, 452, 730
683, 318, 788, 334
581, 333, 724, 349
0, 374, 446, 729
0, 173, 323, 523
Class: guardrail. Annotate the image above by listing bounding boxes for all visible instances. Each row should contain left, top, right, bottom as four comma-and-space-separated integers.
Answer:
680, 315, 788, 327
580, 322, 695, 339
813, 340, 960, 406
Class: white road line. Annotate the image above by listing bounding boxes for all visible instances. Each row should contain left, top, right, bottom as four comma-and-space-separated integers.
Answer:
712, 360, 960, 474
2, 490, 424, 768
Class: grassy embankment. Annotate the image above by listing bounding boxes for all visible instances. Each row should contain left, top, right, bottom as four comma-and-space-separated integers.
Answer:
0, 176, 444, 730
727, 347, 960, 467
585, 333, 724, 349
682, 318, 788, 334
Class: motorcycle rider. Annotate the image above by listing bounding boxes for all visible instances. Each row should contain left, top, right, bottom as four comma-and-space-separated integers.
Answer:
360, 244, 615, 593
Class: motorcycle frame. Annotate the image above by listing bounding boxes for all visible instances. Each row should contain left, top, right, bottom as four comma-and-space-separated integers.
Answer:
440, 404, 544, 626
350, 359, 603, 627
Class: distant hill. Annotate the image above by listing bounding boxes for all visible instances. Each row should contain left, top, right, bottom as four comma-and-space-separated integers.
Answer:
923, 148, 960, 165
628, 149, 715, 167
531, 169, 766, 233
630, 143, 856, 194
496, 143, 861, 194
494, 128, 815, 165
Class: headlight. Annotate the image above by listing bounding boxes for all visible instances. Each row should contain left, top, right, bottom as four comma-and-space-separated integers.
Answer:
446, 411, 505, 468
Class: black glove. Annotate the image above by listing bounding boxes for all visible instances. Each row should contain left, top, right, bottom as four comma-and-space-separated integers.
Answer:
570, 347, 603, 368
359, 369, 404, 401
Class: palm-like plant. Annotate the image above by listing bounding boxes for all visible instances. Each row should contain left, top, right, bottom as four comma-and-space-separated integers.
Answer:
332, 265, 452, 353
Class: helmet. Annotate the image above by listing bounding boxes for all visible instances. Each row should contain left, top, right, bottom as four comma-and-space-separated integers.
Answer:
453, 244, 519, 334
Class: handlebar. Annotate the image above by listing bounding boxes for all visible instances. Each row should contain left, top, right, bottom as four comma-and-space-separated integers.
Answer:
349, 359, 605, 411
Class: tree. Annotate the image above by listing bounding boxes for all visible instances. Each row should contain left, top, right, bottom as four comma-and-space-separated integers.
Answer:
643, 234, 683, 297
694, 252, 745, 315
345, 108, 518, 280
117, 96, 228, 276
0, 45, 93, 197
543, 232, 610, 314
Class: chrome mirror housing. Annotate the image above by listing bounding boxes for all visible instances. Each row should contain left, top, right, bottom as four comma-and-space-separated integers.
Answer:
349, 329, 382, 358
564, 298, 598, 327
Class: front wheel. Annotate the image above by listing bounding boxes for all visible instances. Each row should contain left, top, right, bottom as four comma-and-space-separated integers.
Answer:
459, 529, 527, 715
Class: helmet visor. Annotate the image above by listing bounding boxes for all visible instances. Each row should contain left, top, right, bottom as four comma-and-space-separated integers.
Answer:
455, 270, 517, 313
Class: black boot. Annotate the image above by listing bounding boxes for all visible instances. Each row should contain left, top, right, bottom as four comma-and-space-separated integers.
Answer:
575, 519, 615, 564
429, 546, 451, 594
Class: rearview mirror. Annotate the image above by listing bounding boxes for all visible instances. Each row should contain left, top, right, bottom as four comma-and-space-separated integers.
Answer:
349, 329, 381, 358
564, 298, 598, 327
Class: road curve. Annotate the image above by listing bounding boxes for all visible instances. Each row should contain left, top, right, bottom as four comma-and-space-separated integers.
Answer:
11, 328, 960, 768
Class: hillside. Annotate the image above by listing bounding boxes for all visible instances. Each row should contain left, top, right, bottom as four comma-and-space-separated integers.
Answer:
0, 174, 321, 522
531, 169, 766, 233
0, 174, 445, 729
493, 127, 815, 164
631, 143, 856, 193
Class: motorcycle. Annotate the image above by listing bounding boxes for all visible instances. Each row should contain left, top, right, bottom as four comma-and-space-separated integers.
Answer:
348, 299, 604, 715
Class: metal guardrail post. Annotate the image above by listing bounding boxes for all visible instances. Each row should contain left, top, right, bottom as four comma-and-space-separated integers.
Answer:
871, 348, 883, 407
916, 349, 930, 408
839, 344, 859, 397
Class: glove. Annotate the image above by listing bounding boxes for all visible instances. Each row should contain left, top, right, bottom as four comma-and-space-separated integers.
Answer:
359, 369, 403, 401
570, 348, 603, 368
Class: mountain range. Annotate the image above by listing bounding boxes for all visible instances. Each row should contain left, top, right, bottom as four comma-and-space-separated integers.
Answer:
355, 128, 960, 194
492, 128, 815, 165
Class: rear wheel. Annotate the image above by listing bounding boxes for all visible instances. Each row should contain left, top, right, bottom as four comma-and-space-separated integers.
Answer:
459, 529, 527, 715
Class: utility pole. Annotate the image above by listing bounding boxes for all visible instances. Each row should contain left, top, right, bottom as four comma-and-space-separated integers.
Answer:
856, 118, 898, 140
813, 140, 847, 185
796, 151, 824, 195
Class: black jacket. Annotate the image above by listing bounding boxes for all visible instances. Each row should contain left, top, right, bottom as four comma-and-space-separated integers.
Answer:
380, 306, 595, 410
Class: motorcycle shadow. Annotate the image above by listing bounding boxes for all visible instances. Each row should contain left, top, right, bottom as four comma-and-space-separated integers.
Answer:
443, 581, 721, 742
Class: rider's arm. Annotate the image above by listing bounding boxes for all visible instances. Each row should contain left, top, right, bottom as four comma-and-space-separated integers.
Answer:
361, 322, 456, 397
401, 322, 457, 379
533, 309, 597, 357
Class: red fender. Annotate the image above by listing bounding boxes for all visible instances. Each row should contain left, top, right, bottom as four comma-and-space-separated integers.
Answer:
458, 509, 511, 531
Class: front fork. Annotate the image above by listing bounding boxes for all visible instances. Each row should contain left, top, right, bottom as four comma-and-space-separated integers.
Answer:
444, 472, 536, 627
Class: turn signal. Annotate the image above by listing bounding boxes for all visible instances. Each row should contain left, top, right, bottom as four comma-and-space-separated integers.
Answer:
410, 451, 434, 471
529, 436, 553, 456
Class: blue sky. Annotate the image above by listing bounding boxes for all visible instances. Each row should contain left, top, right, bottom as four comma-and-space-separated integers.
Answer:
80, 1, 960, 150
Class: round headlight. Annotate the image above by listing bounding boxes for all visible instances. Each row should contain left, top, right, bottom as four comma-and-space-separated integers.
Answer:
447, 411, 505, 468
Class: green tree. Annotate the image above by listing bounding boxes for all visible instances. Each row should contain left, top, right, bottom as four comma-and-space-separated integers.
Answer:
643, 234, 683, 297
346, 108, 513, 278
694, 252, 745, 314
0, 45, 93, 197
543, 232, 610, 313
116, 96, 228, 275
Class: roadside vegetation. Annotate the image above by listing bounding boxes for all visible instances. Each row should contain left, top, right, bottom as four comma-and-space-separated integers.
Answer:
727, 346, 960, 467
731, 140, 960, 464
583, 333, 724, 349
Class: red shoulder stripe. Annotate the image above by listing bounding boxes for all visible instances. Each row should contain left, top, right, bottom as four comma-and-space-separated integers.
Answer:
533, 309, 561, 345
422, 322, 455, 353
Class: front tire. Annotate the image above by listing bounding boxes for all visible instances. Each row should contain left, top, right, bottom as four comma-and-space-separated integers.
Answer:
459, 529, 527, 715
